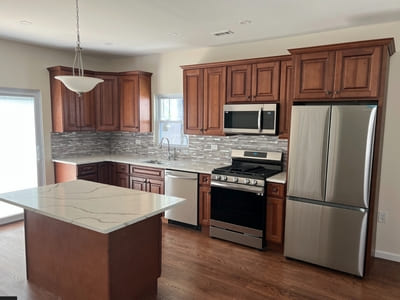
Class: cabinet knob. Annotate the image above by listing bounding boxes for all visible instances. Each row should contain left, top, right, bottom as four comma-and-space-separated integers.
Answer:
325, 90, 332, 96
273, 187, 278, 192
333, 90, 339, 96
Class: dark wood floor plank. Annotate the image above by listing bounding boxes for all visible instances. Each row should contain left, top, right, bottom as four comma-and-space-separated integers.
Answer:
1, 221, 400, 299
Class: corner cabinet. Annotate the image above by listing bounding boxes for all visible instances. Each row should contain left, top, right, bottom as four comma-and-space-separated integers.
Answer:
183, 67, 225, 135
119, 72, 152, 132
48, 67, 152, 133
95, 74, 119, 131
48, 66, 96, 132
290, 39, 395, 100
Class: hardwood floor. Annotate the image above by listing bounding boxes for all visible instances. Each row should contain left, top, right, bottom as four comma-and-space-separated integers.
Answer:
1, 221, 399, 299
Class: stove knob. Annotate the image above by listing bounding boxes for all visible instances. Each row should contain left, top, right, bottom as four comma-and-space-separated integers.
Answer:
244, 179, 250, 184
232, 177, 238, 183
214, 175, 221, 180
221, 176, 228, 181
250, 180, 258, 186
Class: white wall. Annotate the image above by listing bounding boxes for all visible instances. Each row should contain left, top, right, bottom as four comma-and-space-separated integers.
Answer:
108, 21, 400, 261
0, 39, 109, 184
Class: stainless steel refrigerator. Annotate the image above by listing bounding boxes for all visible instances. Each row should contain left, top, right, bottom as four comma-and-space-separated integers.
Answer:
284, 104, 377, 276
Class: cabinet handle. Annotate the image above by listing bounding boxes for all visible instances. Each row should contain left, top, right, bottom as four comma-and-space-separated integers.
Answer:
333, 90, 339, 96
273, 187, 278, 192
325, 90, 333, 96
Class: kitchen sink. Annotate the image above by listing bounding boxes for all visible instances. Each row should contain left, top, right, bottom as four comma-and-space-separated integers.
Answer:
142, 159, 164, 165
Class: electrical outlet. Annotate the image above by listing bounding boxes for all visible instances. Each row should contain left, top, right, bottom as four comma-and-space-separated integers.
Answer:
135, 140, 141, 145
378, 211, 387, 224
211, 144, 218, 150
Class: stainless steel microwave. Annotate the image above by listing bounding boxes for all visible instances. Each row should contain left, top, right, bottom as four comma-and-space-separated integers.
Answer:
223, 104, 278, 135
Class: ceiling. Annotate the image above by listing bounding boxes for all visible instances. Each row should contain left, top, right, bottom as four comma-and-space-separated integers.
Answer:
1, 0, 400, 56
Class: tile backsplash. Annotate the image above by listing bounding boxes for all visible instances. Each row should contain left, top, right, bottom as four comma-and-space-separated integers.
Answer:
52, 132, 288, 169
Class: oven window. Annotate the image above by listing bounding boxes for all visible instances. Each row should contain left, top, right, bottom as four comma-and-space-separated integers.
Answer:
211, 186, 266, 230
224, 111, 258, 129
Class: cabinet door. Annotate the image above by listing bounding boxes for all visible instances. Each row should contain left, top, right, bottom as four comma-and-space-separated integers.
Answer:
279, 59, 293, 139
199, 185, 211, 226
116, 173, 130, 188
293, 51, 335, 100
334, 47, 382, 99
97, 162, 110, 184
227, 64, 252, 103
130, 176, 147, 191
252, 61, 280, 102
62, 86, 81, 131
183, 69, 204, 134
266, 197, 284, 244
96, 75, 119, 131
147, 179, 164, 194
203, 67, 226, 135
79, 90, 96, 131
120, 75, 140, 132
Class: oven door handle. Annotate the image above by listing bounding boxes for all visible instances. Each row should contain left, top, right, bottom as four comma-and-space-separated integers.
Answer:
211, 181, 264, 195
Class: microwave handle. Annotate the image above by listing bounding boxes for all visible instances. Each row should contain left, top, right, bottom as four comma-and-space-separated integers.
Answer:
258, 107, 262, 132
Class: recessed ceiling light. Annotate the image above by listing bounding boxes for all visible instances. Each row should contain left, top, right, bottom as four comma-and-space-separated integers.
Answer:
167, 32, 180, 37
239, 20, 252, 25
19, 20, 32, 26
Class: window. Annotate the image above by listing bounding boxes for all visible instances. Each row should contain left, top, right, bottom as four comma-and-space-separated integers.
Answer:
154, 95, 187, 146
0, 88, 45, 225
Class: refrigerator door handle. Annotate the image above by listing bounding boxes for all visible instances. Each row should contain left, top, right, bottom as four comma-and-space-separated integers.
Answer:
363, 107, 377, 208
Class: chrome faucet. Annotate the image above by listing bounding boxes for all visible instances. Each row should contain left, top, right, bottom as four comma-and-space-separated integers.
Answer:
159, 137, 172, 160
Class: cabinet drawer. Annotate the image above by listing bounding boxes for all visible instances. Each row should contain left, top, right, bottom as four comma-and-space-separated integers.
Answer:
199, 174, 211, 186
77, 164, 98, 176
116, 163, 129, 174
267, 183, 285, 198
130, 165, 164, 179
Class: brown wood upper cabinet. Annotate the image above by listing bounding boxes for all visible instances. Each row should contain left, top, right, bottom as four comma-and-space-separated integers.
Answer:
290, 39, 395, 100
95, 74, 119, 131
48, 66, 96, 132
278, 59, 293, 139
227, 61, 280, 103
119, 73, 152, 132
183, 67, 225, 135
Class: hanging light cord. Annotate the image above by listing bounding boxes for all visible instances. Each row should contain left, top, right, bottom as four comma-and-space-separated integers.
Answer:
72, 0, 84, 77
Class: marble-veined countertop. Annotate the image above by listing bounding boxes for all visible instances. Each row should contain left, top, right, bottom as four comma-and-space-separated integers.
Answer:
53, 154, 230, 174
0, 180, 184, 234
266, 171, 286, 184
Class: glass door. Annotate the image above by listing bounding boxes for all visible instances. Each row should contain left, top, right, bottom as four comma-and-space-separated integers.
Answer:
0, 89, 44, 225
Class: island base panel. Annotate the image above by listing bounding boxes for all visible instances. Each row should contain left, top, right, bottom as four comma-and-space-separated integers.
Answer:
24, 210, 162, 300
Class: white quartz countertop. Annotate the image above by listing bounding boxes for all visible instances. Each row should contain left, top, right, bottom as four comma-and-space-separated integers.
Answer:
53, 154, 229, 174
0, 180, 185, 234
266, 172, 287, 184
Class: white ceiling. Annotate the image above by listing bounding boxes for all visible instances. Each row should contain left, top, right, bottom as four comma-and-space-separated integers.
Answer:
1, 0, 400, 56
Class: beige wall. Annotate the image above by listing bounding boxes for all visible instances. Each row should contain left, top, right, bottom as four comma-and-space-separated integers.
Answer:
108, 21, 400, 260
0, 39, 108, 184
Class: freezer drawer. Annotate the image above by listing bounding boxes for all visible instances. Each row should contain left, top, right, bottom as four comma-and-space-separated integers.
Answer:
284, 199, 368, 276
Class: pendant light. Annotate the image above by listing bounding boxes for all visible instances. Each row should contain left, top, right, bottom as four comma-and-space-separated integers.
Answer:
55, 0, 103, 95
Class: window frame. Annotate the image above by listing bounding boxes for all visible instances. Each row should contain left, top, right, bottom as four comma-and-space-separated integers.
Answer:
154, 94, 188, 147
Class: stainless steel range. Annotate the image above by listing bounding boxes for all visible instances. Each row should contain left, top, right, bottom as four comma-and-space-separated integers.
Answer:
210, 149, 283, 249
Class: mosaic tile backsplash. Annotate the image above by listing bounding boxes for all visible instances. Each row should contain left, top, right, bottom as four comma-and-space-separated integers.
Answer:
52, 132, 288, 169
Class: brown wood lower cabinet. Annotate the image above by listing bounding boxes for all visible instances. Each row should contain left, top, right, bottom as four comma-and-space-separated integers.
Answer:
115, 163, 130, 188
130, 165, 165, 195
266, 182, 286, 250
198, 174, 211, 226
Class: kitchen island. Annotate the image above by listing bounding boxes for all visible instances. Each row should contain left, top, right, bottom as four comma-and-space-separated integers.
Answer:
0, 180, 185, 300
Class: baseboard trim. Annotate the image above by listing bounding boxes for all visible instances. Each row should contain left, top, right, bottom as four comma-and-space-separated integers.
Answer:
0, 213, 24, 226
374, 250, 400, 263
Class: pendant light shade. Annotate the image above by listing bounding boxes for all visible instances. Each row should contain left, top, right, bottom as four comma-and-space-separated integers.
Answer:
55, 75, 104, 94
55, 0, 103, 95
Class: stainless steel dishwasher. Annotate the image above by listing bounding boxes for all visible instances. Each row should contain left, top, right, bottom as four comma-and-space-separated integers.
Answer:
164, 170, 198, 227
